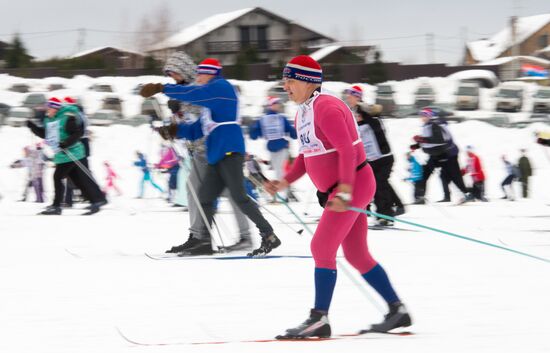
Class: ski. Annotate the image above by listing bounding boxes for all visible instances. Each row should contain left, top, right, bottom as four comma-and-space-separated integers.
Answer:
368, 225, 418, 232
144, 253, 313, 261
116, 327, 413, 346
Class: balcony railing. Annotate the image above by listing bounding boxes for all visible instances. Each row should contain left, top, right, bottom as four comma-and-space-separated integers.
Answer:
207, 40, 291, 53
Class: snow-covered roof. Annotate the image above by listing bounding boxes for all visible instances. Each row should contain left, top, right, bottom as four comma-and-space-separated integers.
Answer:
475, 55, 550, 66
536, 45, 550, 54
70, 46, 143, 59
467, 13, 550, 62
309, 45, 342, 61
149, 8, 255, 51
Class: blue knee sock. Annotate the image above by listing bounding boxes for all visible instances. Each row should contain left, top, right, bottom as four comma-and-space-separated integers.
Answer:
362, 264, 400, 304
314, 268, 337, 312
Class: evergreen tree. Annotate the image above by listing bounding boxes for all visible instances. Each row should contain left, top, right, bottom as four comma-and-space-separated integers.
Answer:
368, 50, 388, 84
6, 34, 31, 68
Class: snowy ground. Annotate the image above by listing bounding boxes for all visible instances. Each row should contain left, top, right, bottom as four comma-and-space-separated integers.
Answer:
1, 118, 550, 353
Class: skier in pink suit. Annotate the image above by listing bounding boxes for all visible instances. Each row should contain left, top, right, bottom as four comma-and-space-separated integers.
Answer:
265, 55, 411, 339
155, 145, 180, 203
103, 161, 122, 196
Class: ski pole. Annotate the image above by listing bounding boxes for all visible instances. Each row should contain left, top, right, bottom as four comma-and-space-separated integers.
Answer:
348, 207, 550, 264
247, 193, 304, 235
263, 187, 386, 314
170, 141, 226, 250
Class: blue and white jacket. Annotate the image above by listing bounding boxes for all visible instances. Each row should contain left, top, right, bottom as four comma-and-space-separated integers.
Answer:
406, 155, 423, 182
163, 76, 244, 165
249, 110, 297, 152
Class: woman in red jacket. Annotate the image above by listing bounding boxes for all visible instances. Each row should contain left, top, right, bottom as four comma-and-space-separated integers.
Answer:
463, 146, 487, 201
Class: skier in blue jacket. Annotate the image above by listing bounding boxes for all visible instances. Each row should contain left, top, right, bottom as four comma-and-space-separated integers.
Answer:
249, 96, 297, 201
140, 58, 280, 257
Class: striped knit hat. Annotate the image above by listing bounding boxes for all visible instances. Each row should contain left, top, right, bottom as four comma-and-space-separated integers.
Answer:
283, 55, 323, 84
63, 96, 77, 105
420, 107, 438, 119
47, 97, 63, 109
345, 85, 363, 100
266, 96, 282, 106
197, 58, 222, 75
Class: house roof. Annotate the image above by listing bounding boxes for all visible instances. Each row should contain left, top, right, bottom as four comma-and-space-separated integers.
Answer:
467, 13, 550, 62
148, 7, 334, 52
537, 45, 550, 54
309, 45, 342, 61
70, 46, 144, 59
149, 8, 255, 51
474, 55, 550, 66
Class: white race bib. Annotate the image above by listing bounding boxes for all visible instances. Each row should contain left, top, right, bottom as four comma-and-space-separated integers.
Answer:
260, 114, 286, 141
296, 92, 361, 158
200, 108, 239, 136
45, 120, 61, 153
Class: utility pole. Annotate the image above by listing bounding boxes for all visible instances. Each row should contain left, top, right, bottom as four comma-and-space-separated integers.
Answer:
460, 26, 468, 65
76, 28, 86, 54
426, 32, 435, 64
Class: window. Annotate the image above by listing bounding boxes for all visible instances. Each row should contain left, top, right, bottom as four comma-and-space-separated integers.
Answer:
539, 34, 548, 48
257, 26, 268, 50
240, 26, 250, 47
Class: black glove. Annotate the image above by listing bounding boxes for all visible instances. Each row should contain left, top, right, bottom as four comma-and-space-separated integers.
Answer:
140, 83, 164, 98
158, 123, 178, 140
26, 120, 36, 128
167, 99, 181, 114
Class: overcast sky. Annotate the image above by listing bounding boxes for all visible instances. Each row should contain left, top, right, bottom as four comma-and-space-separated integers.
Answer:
0, 0, 548, 64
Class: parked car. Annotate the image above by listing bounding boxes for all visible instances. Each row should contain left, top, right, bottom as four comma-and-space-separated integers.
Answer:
375, 84, 396, 116
123, 114, 151, 127
455, 82, 480, 110
101, 96, 123, 116
0, 103, 10, 125
9, 83, 31, 93
5, 107, 34, 127
141, 97, 163, 121
414, 83, 435, 109
471, 114, 511, 128
266, 82, 289, 104
495, 85, 523, 112
22, 93, 48, 110
48, 83, 66, 91
510, 114, 550, 128
132, 84, 143, 95
89, 84, 114, 93
532, 87, 550, 113
419, 105, 463, 123
88, 110, 118, 126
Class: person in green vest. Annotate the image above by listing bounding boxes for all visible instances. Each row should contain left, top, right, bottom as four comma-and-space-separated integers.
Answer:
27, 97, 107, 215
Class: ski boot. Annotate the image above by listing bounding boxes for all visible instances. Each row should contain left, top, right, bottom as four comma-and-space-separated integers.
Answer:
363, 302, 412, 333
224, 236, 253, 252
276, 309, 331, 340
247, 234, 281, 257
40, 205, 62, 215
177, 238, 214, 256
376, 219, 394, 227
394, 206, 406, 216
166, 234, 199, 253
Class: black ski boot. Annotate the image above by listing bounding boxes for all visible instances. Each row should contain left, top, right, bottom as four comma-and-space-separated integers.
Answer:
40, 205, 62, 215
363, 302, 412, 333
166, 234, 199, 253
247, 234, 281, 257
394, 206, 406, 216
177, 238, 214, 256
276, 309, 331, 340
224, 236, 253, 251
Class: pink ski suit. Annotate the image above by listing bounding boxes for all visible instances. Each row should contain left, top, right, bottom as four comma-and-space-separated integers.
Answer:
284, 92, 378, 273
